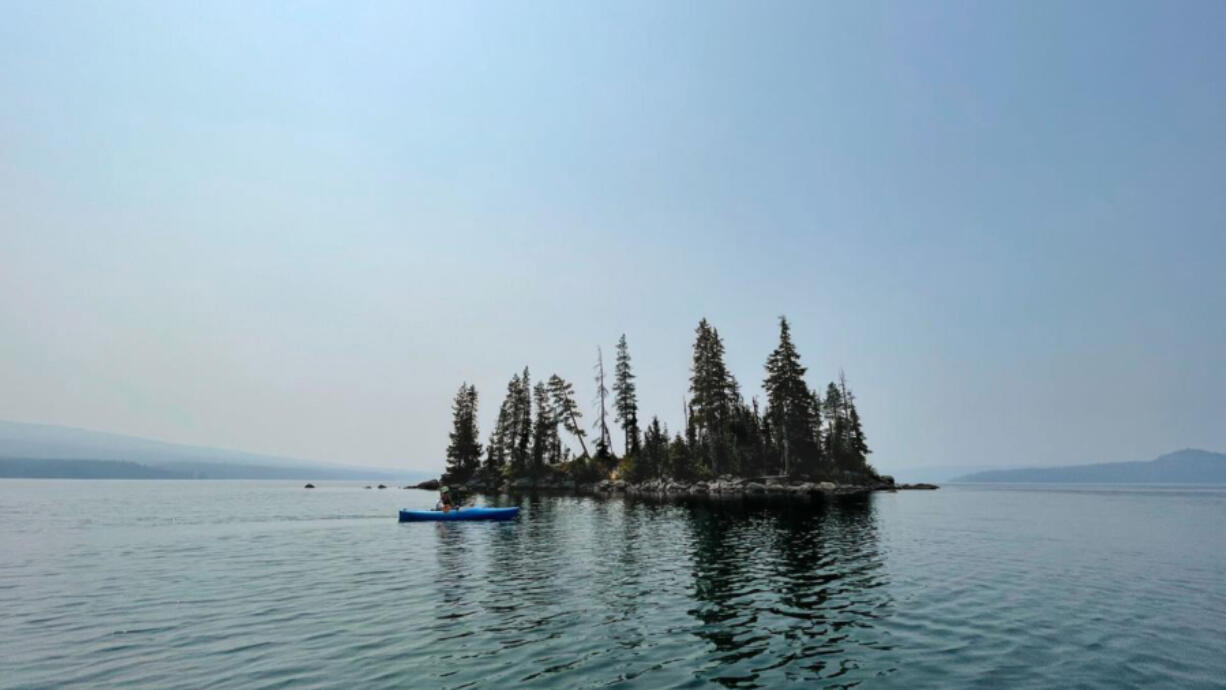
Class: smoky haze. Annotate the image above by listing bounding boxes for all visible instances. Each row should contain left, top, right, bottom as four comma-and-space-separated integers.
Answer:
2, 2, 1224, 475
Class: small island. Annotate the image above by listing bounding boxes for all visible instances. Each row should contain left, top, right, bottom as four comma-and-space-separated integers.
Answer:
437, 317, 923, 498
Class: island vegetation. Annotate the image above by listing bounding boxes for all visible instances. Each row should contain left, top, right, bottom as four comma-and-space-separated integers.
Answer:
441, 318, 889, 495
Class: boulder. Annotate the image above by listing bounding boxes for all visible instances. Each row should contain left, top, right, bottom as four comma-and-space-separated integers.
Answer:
744, 482, 767, 493
816, 482, 836, 492
414, 479, 441, 491
377, 484, 387, 489
304, 483, 315, 489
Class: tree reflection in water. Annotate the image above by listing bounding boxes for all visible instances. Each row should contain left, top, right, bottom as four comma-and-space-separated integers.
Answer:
678, 495, 892, 687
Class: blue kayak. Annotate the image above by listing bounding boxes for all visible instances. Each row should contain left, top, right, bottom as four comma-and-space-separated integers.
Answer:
398, 506, 520, 522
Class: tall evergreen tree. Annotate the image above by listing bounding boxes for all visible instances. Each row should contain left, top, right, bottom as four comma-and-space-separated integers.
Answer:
530, 381, 559, 476
442, 383, 482, 484
823, 381, 851, 472
841, 376, 871, 472
688, 319, 739, 475
508, 367, 532, 477
612, 334, 640, 456
483, 387, 513, 480
548, 374, 589, 457
763, 316, 821, 477
485, 369, 534, 479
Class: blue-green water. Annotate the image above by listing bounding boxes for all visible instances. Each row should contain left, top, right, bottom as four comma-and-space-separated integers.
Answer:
2, 481, 1224, 688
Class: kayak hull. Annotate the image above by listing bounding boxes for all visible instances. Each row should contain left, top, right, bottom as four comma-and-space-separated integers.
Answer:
398, 507, 520, 522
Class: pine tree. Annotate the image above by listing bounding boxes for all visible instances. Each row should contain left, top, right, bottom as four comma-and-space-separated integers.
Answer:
808, 388, 825, 471
612, 334, 640, 456
508, 367, 532, 477
548, 374, 589, 457
442, 383, 482, 484
668, 433, 694, 480
483, 388, 513, 481
633, 416, 668, 482
823, 381, 851, 472
530, 381, 558, 477
688, 319, 739, 476
842, 377, 871, 472
763, 316, 821, 477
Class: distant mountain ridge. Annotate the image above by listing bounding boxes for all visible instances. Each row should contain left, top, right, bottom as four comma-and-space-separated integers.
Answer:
0, 419, 421, 480
952, 449, 1226, 484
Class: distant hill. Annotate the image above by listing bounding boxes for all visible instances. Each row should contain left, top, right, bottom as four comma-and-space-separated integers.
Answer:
952, 449, 1226, 483
0, 419, 423, 480
0, 458, 189, 479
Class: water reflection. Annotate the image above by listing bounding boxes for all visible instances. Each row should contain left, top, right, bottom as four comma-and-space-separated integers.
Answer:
675, 495, 892, 687
421, 493, 891, 688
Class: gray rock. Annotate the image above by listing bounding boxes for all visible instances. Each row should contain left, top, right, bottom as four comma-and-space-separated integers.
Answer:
745, 482, 766, 493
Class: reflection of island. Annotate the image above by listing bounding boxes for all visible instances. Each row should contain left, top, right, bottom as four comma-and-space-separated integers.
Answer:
680, 495, 892, 686
431, 522, 473, 626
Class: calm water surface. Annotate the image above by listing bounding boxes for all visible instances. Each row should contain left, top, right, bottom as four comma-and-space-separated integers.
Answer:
2, 481, 1224, 688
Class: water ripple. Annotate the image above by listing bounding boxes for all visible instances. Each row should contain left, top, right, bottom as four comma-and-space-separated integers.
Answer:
2, 482, 1226, 688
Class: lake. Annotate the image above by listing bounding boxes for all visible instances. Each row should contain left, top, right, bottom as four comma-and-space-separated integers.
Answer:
2, 480, 1224, 688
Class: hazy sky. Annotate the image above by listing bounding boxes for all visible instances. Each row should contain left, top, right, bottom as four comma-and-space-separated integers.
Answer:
2, 1, 1223, 474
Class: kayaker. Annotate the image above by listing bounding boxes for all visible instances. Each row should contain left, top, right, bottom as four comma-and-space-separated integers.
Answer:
435, 486, 456, 513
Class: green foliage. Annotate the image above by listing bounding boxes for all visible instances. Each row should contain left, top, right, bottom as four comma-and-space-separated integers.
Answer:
623, 416, 668, 483
820, 373, 871, 475
548, 374, 589, 458
484, 369, 533, 481
687, 319, 740, 476
531, 381, 561, 477
482, 399, 510, 481
451, 318, 876, 487
567, 455, 606, 484
442, 383, 482, 484
763, 317, 823, 477
613, 334, 640, 456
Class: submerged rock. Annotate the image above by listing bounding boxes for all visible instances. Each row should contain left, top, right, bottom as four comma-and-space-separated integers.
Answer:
304, 483, 315, 489
377, 484, 387, 489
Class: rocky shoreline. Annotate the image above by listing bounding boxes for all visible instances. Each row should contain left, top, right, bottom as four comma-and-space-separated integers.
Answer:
413, 476, 937, 497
